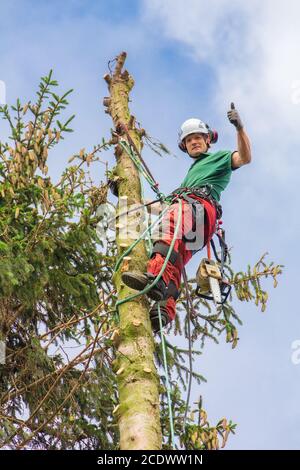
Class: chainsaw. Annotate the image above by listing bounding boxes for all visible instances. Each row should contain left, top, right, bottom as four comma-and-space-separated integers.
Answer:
195, 258, 231, 305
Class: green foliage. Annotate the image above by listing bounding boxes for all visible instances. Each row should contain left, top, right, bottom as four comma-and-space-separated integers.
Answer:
0, 72, 118, 449
182, 398, 237, 450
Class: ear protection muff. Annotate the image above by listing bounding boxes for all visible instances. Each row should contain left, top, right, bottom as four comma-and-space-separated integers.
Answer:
208, 129, 218, 144
206, 124, 218, 144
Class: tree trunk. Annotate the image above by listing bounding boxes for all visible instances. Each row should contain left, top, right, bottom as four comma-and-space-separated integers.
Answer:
103, 52, 162, 450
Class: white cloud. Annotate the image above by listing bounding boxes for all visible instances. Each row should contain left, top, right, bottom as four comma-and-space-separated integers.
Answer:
142, 0, 300, 182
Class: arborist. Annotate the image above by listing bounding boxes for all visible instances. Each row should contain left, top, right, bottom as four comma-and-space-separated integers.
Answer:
121, 103, 252, 332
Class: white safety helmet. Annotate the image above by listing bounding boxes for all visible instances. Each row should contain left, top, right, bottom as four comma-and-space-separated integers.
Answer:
178, 118, 218, 153
179, 118, 208, 140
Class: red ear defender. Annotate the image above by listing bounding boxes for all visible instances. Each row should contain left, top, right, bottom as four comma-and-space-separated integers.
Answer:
208, 129, 218, 144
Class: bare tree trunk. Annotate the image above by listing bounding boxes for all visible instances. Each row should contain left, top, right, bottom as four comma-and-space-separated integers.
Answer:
103, 52, 162, 450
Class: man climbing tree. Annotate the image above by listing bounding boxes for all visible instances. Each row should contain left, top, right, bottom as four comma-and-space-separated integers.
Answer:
122, 105, 251, 332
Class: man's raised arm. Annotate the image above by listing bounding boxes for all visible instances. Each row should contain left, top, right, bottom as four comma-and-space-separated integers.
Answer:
227, 102, 251, 169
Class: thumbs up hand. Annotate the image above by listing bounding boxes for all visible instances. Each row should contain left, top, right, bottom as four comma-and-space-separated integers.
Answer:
227, 102, 243, 130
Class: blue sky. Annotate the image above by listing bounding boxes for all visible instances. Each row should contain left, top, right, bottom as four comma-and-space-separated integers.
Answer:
1, 0, 300, 450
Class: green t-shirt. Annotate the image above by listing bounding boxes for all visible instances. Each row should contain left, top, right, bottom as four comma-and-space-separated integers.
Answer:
180, 150, 233, 201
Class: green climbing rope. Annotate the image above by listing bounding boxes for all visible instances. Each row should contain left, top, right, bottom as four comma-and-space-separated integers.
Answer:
115, 199, 182, 312
158, 304, 176, 449
119, 140, 165, 199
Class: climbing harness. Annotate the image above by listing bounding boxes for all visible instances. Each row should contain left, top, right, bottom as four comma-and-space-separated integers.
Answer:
170, 184, 222, 220
167, 183, 231, 305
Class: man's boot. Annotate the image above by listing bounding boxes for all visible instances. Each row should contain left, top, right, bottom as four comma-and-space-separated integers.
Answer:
121, 271, 167, 301
149, 301, 171, 334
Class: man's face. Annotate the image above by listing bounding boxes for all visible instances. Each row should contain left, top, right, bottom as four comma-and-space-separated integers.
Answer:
185, 133, 209, 157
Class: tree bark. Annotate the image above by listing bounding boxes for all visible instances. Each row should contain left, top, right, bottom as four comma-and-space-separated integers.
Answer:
103, 52, 162, 450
